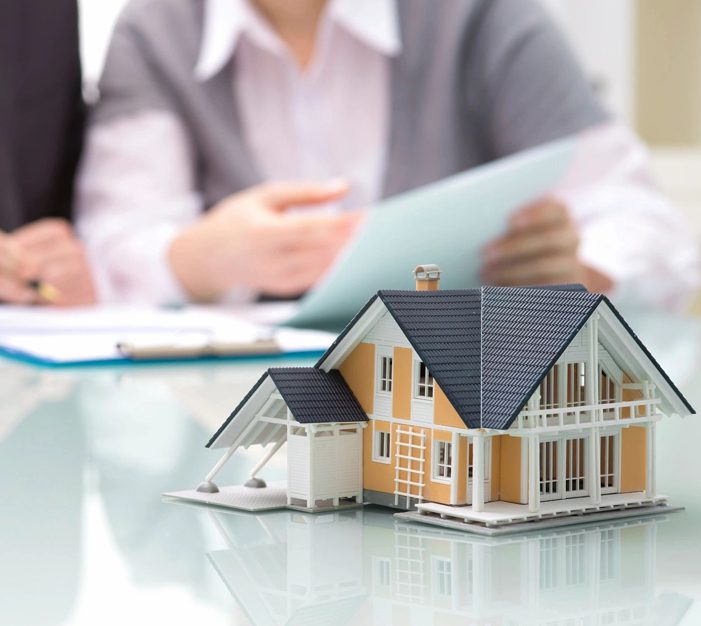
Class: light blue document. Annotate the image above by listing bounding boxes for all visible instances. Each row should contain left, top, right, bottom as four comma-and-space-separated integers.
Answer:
288, 138, 577, 329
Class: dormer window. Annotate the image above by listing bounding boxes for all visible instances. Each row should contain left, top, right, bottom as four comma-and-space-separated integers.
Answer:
415, 361, 434, 399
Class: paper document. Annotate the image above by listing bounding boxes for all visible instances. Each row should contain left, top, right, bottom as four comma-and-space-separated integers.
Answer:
287, 138, 576, 329
0, 305, 335, 366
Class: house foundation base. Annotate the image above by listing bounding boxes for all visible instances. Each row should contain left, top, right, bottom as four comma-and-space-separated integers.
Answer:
398, 497, 682, 536
164, 482, 364, 514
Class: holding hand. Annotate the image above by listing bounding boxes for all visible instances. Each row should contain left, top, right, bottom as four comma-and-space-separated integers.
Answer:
169, 180, 365, 301
480, 199, 613, 292
0, 219, 97, 306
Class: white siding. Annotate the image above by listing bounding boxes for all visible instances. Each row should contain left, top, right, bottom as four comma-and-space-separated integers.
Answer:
287, 434, 310, 499
366, 312, 411, 347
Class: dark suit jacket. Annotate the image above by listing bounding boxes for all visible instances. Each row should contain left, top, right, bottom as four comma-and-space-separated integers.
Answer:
0, 0, 85, 231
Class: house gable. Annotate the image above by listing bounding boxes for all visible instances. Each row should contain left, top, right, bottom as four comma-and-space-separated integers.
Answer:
317, 286, 694, 434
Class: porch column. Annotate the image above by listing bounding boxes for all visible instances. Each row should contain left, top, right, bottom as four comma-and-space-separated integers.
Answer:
472, 432, 485, 512
450, 431, 460, 505
589, 427, 601, 504
307, 425, 315, 508
528, 433, 540, 513
645, 422, 656, 497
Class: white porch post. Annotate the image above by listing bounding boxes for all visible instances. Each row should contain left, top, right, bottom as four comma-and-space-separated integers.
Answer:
307, 424, 315, 508
450, 431, 460, 505
589, 427, 601, 504
645, 422, 656, 497
528, 433, 540, 513
472, 432, 485, 513
587, 314, 600, 415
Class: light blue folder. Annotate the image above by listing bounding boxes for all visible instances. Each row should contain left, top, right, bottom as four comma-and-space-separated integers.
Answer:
288, 138, 576, 329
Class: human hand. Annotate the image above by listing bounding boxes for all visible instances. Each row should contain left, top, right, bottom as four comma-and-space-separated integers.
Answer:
480, 198, 613, 292
9, 218, 97, 306
0, 231, 41, 304
169, 180, 365, 301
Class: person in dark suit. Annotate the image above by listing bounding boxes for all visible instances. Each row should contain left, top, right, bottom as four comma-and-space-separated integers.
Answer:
0, 0, 96, 306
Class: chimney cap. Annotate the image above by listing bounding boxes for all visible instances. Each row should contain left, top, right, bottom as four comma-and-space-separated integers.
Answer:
413, 264, 442, 280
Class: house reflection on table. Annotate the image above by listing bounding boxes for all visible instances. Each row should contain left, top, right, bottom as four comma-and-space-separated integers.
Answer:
206, 508, 691, 625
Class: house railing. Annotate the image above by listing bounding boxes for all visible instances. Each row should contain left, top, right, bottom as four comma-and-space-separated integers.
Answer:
515, 398, 661, 431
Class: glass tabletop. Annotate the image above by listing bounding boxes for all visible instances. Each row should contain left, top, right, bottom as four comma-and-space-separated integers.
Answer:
2, 310, 701, 626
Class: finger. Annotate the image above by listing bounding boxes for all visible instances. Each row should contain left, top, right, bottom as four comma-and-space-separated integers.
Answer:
481, 253, 584, 287
482, 224, 580, 265
254, 179, 350, 211
0, 275, 38, 305
509, 198, 570, 233
11, 218, 74, 250
266, 211, 363, 251
0, 234, 38, 281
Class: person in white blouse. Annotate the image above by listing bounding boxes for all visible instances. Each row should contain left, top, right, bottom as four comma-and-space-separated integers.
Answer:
77, 0, 699, 310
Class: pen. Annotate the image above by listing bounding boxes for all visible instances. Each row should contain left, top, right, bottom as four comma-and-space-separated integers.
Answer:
27, 279, 61, 303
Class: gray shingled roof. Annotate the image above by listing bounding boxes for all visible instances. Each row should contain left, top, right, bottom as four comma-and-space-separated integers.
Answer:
268, 368, 368, 424
207, 367, 368, 446
378, 287, 601, 430
375, 286, 696, 430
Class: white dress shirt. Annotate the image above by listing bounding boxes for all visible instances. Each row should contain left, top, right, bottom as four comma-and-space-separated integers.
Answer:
76, 0, 699, 310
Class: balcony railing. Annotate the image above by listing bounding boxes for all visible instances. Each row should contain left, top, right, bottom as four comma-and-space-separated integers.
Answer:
515, 398, 661, 431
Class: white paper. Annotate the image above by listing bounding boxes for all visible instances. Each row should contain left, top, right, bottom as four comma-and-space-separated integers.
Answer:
0, 305, 335, 365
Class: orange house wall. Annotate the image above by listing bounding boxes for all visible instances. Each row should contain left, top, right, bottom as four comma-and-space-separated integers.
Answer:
392, 347, 412, 419
620, 426, 647, 492
499, 435, 523, 504
339, 342, 376, 414
620, 378, 647, 493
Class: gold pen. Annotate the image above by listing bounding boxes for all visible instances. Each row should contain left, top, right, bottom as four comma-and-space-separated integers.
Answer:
27, 279, 61, 303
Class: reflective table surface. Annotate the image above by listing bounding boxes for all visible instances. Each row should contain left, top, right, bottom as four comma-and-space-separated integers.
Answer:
2, 310, 701, 626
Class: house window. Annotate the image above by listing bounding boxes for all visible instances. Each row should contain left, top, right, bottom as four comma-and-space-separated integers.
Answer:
378, 355, 393, 393
433, 441, 452, 481
600, 434, 618, 493
567, 362, 586, 406
539, 440, 559, 498
564, 437, 586, 494
415, 361, 434, 399
539, 368, 558, 409
374, 430, 391, 463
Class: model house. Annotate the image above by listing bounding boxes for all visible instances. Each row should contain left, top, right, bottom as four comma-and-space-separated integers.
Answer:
182, 265, 694, 533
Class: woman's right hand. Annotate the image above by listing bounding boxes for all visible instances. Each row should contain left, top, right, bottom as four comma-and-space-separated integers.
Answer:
169, 180, 365, 301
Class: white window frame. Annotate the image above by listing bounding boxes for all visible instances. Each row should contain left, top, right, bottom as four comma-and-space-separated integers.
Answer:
432, 440, 452, 483
373, 429, 391, 464
600, 432, 620, 494
377, 354, 393, 394
566, 362, 587, 407
413, 360, 435, 400
539, 434, 589, 501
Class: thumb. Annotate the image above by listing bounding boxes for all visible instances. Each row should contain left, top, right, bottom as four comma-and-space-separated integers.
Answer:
256, 179, 350, 211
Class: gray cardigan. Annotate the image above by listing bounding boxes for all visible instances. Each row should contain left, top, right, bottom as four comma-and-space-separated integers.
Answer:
94, 0, 607, 211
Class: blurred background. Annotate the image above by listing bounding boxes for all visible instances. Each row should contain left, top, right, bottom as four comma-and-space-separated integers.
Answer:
78, 0, 701, 311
